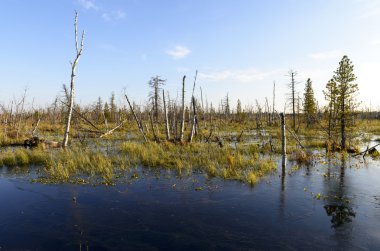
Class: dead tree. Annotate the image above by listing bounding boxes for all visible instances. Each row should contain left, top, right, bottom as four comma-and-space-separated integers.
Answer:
188, 96, 197, 143
280, 113, 286, 168
149, 111, 159, 142
287, 70, 298, 131
125, 94, 148, 142
179, 76, 186, 142
62, 11, 85, 148
272, 81, 276, 125
163, 90, 170, 140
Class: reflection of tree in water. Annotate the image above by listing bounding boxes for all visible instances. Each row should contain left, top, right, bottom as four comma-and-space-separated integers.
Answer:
324, 204, 356, 228
323, 155, 356, 228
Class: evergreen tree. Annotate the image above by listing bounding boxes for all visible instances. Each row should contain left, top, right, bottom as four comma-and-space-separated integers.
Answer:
95, 96, 103, 122
104, 102, 110, 121
224, 93, 230, 117
109, 92, 117, 123
333, 55, 359, 149
236, 99, 243, 121
323, 79, 338, 140
303, 78, 317, 127
148, 76, 166, 122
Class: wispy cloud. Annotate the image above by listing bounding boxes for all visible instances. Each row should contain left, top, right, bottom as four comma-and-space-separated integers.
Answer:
308, 50, 341, 60
355, 0, 380, 19
102, 10, 126, 22
77, 0, 98, 10
165, 46, 191, 59
199, 68, 282, 83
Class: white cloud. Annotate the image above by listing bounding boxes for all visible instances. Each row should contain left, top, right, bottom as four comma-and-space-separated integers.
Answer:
199, 68, 282, 83
165, 46, 191, 59
77, 0, 98, 10
309, 50, 342, 60
102, 13, 111, 21
355, 0, 380, 19
115, 10, 126, 19
102, 10, 126, 22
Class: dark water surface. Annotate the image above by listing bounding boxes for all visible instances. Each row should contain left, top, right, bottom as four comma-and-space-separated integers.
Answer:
1, 156, 380, 250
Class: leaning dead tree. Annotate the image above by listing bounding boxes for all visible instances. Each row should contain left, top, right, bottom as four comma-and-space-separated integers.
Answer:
125, 93, 148, 142
188, 70, 198, 143
62, 11, 85, 148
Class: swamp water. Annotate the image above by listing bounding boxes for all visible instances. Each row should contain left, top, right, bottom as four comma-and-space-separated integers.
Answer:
0, 155, 380, 250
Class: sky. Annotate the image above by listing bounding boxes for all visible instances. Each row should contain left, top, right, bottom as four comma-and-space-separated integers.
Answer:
0, 0, 380, 112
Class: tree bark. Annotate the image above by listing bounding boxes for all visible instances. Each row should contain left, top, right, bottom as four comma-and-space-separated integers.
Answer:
62, 11, 85, 148
179, 76, 186, 142
341, 93, 346, 149
280, 113, 286, 168
163, 90, 170, 140
125, 94, 148, 142
188, 96, 197, 143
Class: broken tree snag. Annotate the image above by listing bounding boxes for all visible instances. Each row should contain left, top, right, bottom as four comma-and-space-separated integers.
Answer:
149, 111, 159, 142
191, 70, 199, 136
99, 118, 128, 138
280, 112, 286, 168
125, 94, 148, 142
163, 90, 170, 141
353, 143, 380, 157
31, 118, 40, 137
286, 127, 305, 149
179, 75, 186, 142
60, 100, 101, 133
62, 11, 85, 148
188, 96, 197, 143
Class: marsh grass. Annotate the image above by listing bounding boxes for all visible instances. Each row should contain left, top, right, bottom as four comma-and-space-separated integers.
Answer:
121, 141, 276, 184
2, 118, 379, 185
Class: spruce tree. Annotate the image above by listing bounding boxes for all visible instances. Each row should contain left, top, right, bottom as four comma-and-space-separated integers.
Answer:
323, 79, 338, 140
303, 78, 316, 127
333, 55, 359, 149
236, 99, 242, 121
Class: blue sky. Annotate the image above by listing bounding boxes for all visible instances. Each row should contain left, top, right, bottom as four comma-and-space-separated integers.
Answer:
1, 0, 380, 111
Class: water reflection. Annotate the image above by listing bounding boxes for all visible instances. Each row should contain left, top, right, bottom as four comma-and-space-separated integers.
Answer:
0, 154, 380, 250
323, 155, 356, 228
324, 204, 356, 228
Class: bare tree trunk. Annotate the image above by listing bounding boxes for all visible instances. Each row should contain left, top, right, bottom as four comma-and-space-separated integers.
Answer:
125, 94, 148, 142
272, 81, 276, 125
280, 113, 286, 168
341, 94, 346, 150
188, 96, 197, 143
179, 76, 186, 142
62, 11, 85, 148
163, 90, 170, 140
16, 88, 27, 139
149, 111, 159, 142
291, 72, 296, 130
31, 118, 40, 137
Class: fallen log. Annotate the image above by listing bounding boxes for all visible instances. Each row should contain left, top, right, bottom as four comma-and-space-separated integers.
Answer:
353, 143, 380, 157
